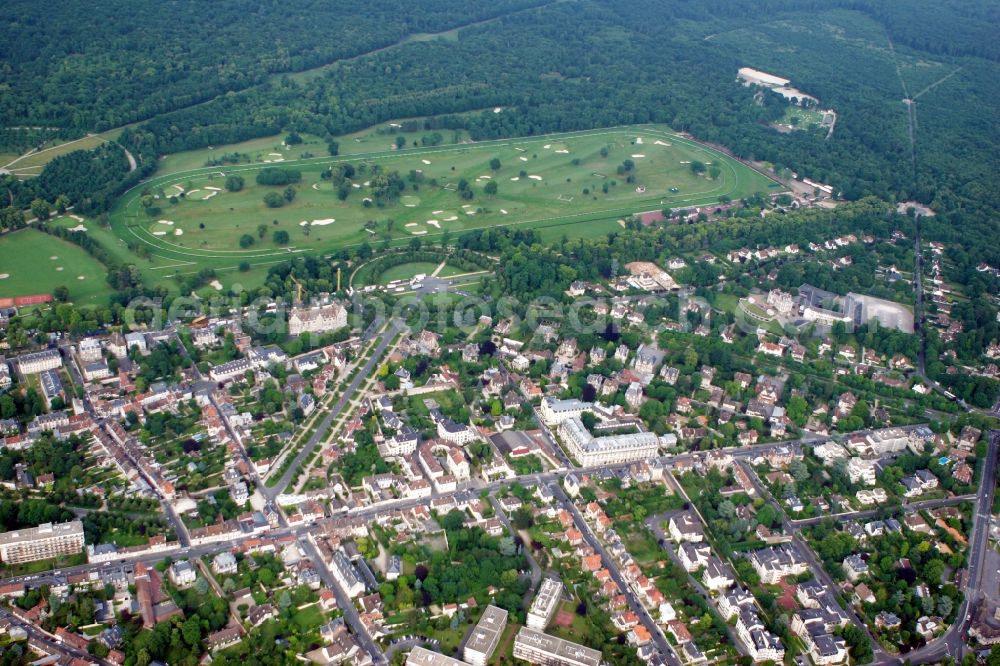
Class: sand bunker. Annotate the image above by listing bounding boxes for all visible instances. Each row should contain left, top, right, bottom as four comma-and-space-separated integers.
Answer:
443, 216, 458, 221
174, 229, 184, 236
410, 230, 427, 235
210, 280, 223, 290
204, 186, 221, 191
299, 221, 310, 227
187, 189, 200, 195
311, 219, 335, 226
201, 191, 218, 200
157, 220, 174, 225
153, 231, 166, 236
477, 175, 492, 180
636, 137, 644, 144
171, 184, 184, 193
432, 210, 444, 214
465, 210, 476, 215
68, 225, 87, 232
352, 183, 361, 189
543, 144, 551, 149
268, 152, 282, 157
55, 267, 64, 272
529, 175, 543, 181
631, 154, 645, 158
0, 274, 8, 280
427, 220, 441, 229
426, 219, 439, 225
519, 156, 528, 162
654, 140, 671, 146
77, 276, 86, 280
312, 183, 320, 190
405, 223, 418, 228
421, 159, 432, 165
69, 214, 84, 222
49, 255, 58, 260
555, 149, 569, 154
510, 177, 520, 181
500, 209, 508, 215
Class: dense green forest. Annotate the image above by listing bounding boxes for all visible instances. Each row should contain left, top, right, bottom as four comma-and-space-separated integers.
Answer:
0, 0, 553, 130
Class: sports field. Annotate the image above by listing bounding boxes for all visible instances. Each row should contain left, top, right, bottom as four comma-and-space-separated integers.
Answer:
109, 125, 782, 280
0, 228, 114, 305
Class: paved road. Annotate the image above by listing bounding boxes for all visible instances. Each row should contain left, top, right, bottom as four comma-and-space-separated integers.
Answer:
552, 483, 684, 666
895, 430, 999, 664
0, 606, 115, 666
645, 513, 748, 658
300, 535, 387, 666
262, 319, 403, 501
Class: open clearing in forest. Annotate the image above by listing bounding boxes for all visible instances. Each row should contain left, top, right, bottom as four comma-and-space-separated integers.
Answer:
108, 124, 782, 283
2, 131, 121, 177
0, 228, 113, 305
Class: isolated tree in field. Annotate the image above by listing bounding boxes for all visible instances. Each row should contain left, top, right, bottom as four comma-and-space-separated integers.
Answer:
257, 223, 268, 238
393, 135, 406, 150
31, 198, 51, 220
239, 234, 255, 248
238, 261, 250, 272
690, 160, 706, 175
283, 186, 296, 202
484, 181, 498, 196
489, 157, 501, 171
263, 191, 284, 208
327, 140, 339, 156
273, 229, 290, 245
709, 165, 721, 180
225, 175, 244, 192
285, 132, 302, 145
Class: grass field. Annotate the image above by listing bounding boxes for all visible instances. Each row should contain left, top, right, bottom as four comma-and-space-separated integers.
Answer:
2, 130, 123, 178
109, 125, 782, 283
376, 262, 443, 285
0, 228, 113, 305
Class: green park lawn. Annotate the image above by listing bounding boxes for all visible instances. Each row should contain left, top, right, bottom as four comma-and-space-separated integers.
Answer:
108, 125, 782, 282
0, 228, 114, 305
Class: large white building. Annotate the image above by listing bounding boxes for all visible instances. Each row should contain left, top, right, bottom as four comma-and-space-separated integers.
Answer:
288, 303, 347, 337
557, 416, 661, 466
540, 397, 591, 426
0, 520, 85, 564
845, 457, 878, 486
16, 349, 62, 375
209, 358, 254, 383
406, 647, 470, 666
512, 627, 602, 666
749, 545, 809, 584
527, 578, 563, 630
463, 605, 508, 666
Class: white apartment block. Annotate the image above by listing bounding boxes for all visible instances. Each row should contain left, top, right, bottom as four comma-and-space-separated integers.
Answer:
463, 605, 508, 666
540, 397, 591, 426
845, 457, 878, 486
0, 520, 85, 564
527, 578, 563, 630
512, 627, 602, 666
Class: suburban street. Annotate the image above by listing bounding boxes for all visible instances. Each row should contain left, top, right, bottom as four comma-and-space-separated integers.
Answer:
262, 318, 404, 501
